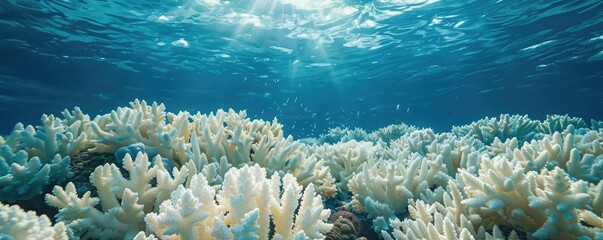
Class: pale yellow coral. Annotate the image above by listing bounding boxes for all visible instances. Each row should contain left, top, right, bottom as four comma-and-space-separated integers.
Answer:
459, 155, 600, 239
46, 153, 189, 239
0, 203, 68, 240
348, 152, 448, 219
144, 164, 332, 239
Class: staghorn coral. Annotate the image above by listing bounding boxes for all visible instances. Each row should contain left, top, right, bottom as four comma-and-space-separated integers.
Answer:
459, 155, 600, 239
3, 112, 89, 160
186, 121, 337, 197
90, 100, 175, 158
310, 140, 379, 192
452, 114, 540, 145
0, 202, 69, 240
67, 99, 337, 198
424, 134, 485, 176
2, 100, 603, 240
368, 123, 417, 145
347, 152, 449, 220
0, 107, 89, 202
591, 119, 603, 131
381, 181, 520, 240
538, 114, 587, 135
514, 132, 603, 183
0, 145, 72, 202
317, 127, 371, 144
386, 129, 438, 156
45, 152, 189, 239
142, 164, 333, 239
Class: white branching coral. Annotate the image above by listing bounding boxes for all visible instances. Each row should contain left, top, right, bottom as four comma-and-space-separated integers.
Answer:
459, 155, 600, 239
317, 127, 371, 144
538, 114, 587, 135
368, 123, 417, 145
382, 181, 518, 240
0, 107, 89, 202
453, 114, 540, 145
143, 164, 333, 239
0, 145, 73, 202
87, 100, 336, 197
513, 132, 603, 183
346, 132, 482, 219
424, 134, 484, 176
186, 109, 336, 197
4, 100, 603, 240
0, 108, 86, 203
348, 152, 448, 219
251, 135, 336, 198
0, 202, 68, 240
187, 108, 266, 165
45, 152, 188, 239
90, 100, 172, 156
310, 140, 379, 192
3, 112, 89, 160
528, 167, 593, 239
387, 129, 438, 156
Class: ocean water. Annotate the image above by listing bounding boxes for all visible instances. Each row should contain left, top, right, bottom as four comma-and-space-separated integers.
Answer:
1, 0, 602, 138
1, 1, 603, 239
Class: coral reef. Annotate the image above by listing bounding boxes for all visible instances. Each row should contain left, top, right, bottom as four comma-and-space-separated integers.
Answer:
0, 202, 68, 239
143, 164, 332, 239
0, 145, 73, 202
1, 100, 602, 240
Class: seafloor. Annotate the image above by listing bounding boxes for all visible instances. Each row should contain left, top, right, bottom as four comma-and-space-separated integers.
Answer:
0, 99, 602, 240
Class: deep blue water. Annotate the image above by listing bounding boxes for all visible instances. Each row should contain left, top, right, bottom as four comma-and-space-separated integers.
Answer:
1, 0, 603, 138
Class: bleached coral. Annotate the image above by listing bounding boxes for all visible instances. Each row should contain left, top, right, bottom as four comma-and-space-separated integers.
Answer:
381, 181, 518, 240
387, 129, 438, 156
90, 100, 172, 157
368, 123, 417, 145
3, 100, 603, 240
347, 153, 448, 219
89, 100, 194, 164
424, 134, 484, 176
459, 155, 600, 239
453, 114, 540, 145
591, 119, 603, 131
514, 132, 603, 183
61, 107, 92, 143
186, 108, 263, 165
317, 127, 371, 144
0, 145, 73, 202
46, 152, 189, 239
186, 110, 337, 197
538, 114, 587, 135
3, 113, 89, 159
143, 164, 333, 239
528, 167, 594, 239
0, 202, 68, 240
579, 180, 603, 239
310, 140, 379, 192
86, 100, 336, 197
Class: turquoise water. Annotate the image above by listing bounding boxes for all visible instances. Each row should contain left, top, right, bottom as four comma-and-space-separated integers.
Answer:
1, 1, 603, 239
1, 0, 602, 137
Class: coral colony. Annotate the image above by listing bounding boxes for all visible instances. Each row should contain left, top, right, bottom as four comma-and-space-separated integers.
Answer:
0, 99, 602, 240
